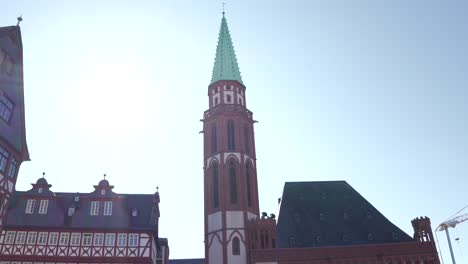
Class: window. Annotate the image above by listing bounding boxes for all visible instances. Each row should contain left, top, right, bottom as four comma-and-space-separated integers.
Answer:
59, 233, 69, 245
0, 146, 9, 172
226, 94, 232, 103
38, 200, 49, 214
90, 201, 99, 215
68, 207, 75, 216
227, 120, 235, 150
74, 196, 80, 202
232, 237, 240, 255
229, 161, 237, 204
368, 233, 374, 241
0, 94, 14, 123
5, 231, 15, 244
128, 233, 139, 247
25, 199, 35, 214
15, 231, 26, 244
7, 158, 17, 178
244, 126, 250, 154
38, 188, 43, 193
117, 233, 127, 246
105, 233, 115, 246
213, 163, 219, 208
70, 233, 81, 246
214, 97, 219, 105
94, 233, 104, 246
101, 190, 106, 195
37, 232, 48, 245
246, 163, 252, 207
211, 125, 217, 153
132, 209, 138, 216
104, 201, 112, 216
288, 236, 296, 247
48, 232, 59, 245
26, 232, 37, 245
82, 233, 92, 246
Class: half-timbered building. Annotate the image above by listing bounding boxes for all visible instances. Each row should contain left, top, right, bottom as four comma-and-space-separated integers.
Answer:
0, 177, 169, 264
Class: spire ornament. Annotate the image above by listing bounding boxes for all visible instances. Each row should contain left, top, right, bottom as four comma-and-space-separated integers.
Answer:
16, 15, 22, 26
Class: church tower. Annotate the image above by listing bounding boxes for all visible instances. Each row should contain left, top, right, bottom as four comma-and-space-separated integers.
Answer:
203, 14, 260, 264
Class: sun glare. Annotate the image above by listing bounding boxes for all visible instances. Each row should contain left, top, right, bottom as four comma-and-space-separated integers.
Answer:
67, 61, 154, 141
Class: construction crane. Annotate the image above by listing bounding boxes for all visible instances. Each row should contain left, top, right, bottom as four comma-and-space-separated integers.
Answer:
436, 206, 468, 264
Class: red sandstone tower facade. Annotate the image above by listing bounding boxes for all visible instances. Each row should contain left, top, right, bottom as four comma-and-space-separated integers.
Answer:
203, 14, 260, 264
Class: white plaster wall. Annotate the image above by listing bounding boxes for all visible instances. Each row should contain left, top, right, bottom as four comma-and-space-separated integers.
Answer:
208, 212, 222, 232
247, 212, 258, 221
208, 234, 223, 264
226, 211, 244, 228
227, 235, 247, 264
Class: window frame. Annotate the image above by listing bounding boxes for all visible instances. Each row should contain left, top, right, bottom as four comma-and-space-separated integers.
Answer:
103, 201, 112, 216
25, 199, 35, 214
38, 200, 49, 214
90, 201, 99, 215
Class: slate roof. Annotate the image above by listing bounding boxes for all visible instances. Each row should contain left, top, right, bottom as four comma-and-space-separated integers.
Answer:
6, 178, 160, 231
170, 259, 205, 264
276, 181, 413, 248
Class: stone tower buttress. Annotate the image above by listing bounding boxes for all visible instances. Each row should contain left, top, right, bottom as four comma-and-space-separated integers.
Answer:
203, 15, 260, 264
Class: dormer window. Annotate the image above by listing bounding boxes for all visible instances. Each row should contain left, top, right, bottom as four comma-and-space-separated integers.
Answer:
38, 200, 49, 214
132, 208, 138, 216
25, 199, 35, 214
68, 207, 75, 216
38, 188, 43, 193
104, 201, 113, 216
101, 190, 106, 195
90, 201, 99, 215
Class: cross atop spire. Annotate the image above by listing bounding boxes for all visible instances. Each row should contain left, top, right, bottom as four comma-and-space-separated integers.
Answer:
210, 14, 243, 85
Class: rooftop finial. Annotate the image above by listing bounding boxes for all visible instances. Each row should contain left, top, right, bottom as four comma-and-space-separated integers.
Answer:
16, 15, 22, 26
103, 173, 106, 180
42, 172, 45, 178
156, 186, 159, 192
222, 2, 226, 17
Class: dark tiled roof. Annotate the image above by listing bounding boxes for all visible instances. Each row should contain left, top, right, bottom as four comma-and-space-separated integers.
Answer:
6, 179, 160, 231
276, 181, 413, 248
170, 259, 205, 264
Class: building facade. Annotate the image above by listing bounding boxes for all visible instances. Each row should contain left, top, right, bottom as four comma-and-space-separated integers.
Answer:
0, 177, 168, 264
0, 23, 30, 233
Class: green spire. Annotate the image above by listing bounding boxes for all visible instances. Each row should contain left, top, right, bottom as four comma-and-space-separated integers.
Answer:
210, 15, 243, 85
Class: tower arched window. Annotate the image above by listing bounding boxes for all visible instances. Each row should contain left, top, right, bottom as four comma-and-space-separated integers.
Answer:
227, 120, 235, 150
244, 126, 250, 154
246, 163, 252, 207
211, 125, 217, 153
213, 163, 219, 208
229, 161, 237, 204
232, 237, 240, 255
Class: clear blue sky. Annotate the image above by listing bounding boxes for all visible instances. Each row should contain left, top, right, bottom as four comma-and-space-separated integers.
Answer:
1, 1, 467, 262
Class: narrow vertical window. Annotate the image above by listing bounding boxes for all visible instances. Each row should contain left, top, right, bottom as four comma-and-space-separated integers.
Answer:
129, 233, 139, 247
213, 163, 219, 208
27, 232, 37, 245
0, 146, 9, 172
70, 233, 81, 246
104, 201, 113, 215
232, 237, 240, 255
7, 158, 17, 178
229, 161, 237, 204
59, 233, 69, 245
38, 200, 48, 214
117, 233, 127, 246
227, 120, 235, 150
94, 233, 104, 246
246, 163, 252, 207
25, 199, 35, 214
90, 201, 99, 215
82, 234, 92, 246
211, 125, 217, 153
38, 232, 48, 245
244, 126, 250, 154
48, 233, 59, 245
5, 231, 15, 244
105, 233, 115, 246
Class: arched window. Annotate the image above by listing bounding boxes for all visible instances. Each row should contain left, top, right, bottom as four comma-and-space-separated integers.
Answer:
232, 237, 240, 255
246, 163, 252, 207
244, 126, 250, 154
227, 120, 235, 150
211, 125, 217, 153
213, 163, 219, 208
229, 161, 237, 204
